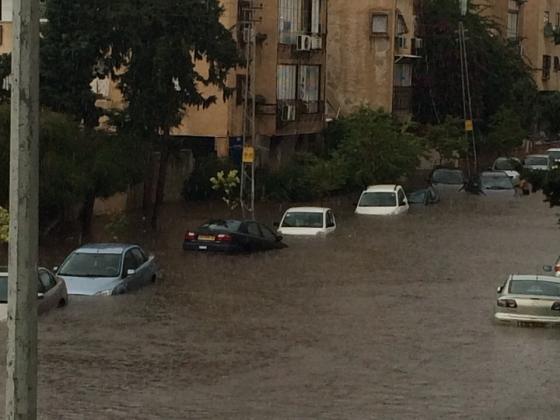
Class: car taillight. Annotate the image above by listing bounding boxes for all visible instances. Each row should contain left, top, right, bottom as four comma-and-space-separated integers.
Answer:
215, 233, 232, 242
185, 231, 197, 241
551, 302, 560, 311
555, 264, 560, 273
497, 299, 517, 308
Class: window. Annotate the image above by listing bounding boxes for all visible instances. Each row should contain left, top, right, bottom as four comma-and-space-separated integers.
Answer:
326, 211, 335, 228
38, 271, 56, 293
247, 222, 262, 237
555, 56, 560, 72
131, 248, 147, 267
543, 55, 552, 80
279, 0, 321, 44
236, 74, 246, 105
298, 65, 320, 113
394, 63, 412, 87
507, 1, 519, 40
545, 11, 550, 24
396, 14, 408, 35
277, 65, 297, 101
123, 251, 139, 274
371, 13, 389, 35
398, 189, 406, 206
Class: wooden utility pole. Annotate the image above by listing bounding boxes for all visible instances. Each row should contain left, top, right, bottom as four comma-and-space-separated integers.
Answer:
5, 0, 40, 418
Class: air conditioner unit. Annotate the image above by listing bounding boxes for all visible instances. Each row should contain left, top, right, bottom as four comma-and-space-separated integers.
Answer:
281, 104, 296, 121
396, 35, 407, 49
296, 35, 312, 51
311, 34, 323, 50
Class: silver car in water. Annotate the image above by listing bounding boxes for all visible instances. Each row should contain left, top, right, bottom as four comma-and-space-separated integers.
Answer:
495, 275, 560, 326
56, 244, 157, 296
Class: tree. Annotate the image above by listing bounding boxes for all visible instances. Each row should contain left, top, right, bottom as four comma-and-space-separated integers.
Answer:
424, 116, 468, 163
414, 0, 537, 130
0, 207, 8, 243
332, 108, 424, 189
101, 0, 241, 228
537, 92, 560, 137
483, 107, 527, 156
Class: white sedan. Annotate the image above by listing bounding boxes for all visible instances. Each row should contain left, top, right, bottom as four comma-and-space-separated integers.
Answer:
276, 207, 336, 236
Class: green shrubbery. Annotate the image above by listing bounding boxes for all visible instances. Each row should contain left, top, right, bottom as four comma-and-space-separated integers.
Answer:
182, 155, 236, 201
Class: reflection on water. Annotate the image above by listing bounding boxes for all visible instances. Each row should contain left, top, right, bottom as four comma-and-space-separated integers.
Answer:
0, 193, 559, 418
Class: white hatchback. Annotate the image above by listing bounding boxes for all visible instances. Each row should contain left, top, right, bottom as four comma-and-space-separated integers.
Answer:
355, 185, 409, 215
277, 207, 336, 236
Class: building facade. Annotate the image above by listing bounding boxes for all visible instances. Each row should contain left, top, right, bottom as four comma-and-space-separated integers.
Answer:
326, 0, 419, 118
483, 0, 560, 92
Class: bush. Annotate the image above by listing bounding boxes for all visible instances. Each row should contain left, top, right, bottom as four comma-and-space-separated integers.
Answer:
0, 206, 8, 243
521, 169, 547, 192
183, 155, 236, 201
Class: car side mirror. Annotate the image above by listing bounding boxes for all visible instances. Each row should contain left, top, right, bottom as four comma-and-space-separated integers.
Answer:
37, 292, 45, 300
543, 265, 553, 273
496, 286, 503, 293
53, 266, 59, 273
126, 269, 136, 277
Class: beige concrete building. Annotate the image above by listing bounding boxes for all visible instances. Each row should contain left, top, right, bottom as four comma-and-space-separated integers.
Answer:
483, 0, 560, 92
327, 0, 420, 118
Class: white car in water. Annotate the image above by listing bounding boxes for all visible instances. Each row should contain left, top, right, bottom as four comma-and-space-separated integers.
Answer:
277, 207, 336, 236
355, 185, 409, 215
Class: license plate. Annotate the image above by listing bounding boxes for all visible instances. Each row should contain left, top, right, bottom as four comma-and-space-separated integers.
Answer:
517, 321, 544, 328
198, 235, 215, 241
198, 245, 208, 250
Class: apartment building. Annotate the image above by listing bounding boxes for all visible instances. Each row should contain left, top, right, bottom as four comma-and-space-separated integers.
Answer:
327, 0, 420, 118
484, 0, 560, 92
90, 0, 328, 166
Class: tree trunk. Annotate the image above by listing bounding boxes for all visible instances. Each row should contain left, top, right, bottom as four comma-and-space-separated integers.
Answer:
151, 135, 170, 230
143, 147, 155, 213
80, 189, 96, 243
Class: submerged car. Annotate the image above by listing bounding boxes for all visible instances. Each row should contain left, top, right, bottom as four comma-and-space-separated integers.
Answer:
479, 171, 515, 196
547, 148, 560, 169
495, 275, 560, 326
57, 244, 157, 296
492, 157, 521, 185
0, 267, 68, 321
523, 154, 550, 172
429, 168, 465, 192
355, 185, 409, 215
184, 219, 286, 252
408, 186, 440, 205
277, 207, 336, 236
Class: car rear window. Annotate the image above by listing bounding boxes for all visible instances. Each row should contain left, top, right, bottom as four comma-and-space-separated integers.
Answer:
202, 220, 242, 233
509, 280, 560, 297
281, 212, 324, 228
525, 157, 548, 166
432, 169, 464, 185
359, 192, 396, 207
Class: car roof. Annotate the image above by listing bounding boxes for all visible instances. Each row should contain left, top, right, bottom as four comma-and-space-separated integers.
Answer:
526, 154, 548, 158
510, 275, 560, 282
481, 171, 508, 176
547, 148, 560, 152
285, 207, 330, 213
365, 184, 400, 192
74, 243, 137, 254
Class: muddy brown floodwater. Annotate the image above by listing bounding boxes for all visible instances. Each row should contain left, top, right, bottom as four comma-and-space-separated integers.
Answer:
0, 193, 560, 419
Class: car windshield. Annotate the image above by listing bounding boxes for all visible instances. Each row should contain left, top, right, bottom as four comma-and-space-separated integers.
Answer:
509, 280, 560, 297
201, 220, 242, 233
281, 212, 324, 228
494, 158, 519, 171
408, 190, 427, 204
0, 275, 6, 303
432, 169, 464, 185
58, 252, 122, 278
525, 156, 548, 166
359, 192, 396, 207
480, 174, 513, 190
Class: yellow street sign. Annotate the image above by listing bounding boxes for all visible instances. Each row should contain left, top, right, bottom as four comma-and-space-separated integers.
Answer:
465, 119, 473, 132
242, 146, 255, 163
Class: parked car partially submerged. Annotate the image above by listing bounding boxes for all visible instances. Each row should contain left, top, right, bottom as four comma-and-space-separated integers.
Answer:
429, 168, 465, 192
495, 274, 560, 326
523, 154, 550, 172
547, 148, 560, 169
57, 244, 157, 296
492, 157, 521, 185
184, 219, 286, 252
479, 171, 515, 196
277, 207, 336, 236
355, 185, 409, 215
0, 267, 68, 321
408, 186, 440, 205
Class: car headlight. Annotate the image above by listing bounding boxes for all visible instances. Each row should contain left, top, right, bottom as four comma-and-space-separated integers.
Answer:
95, 289, 113, 296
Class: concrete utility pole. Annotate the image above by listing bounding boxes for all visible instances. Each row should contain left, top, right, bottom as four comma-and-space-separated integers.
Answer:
5, 0, 40, 418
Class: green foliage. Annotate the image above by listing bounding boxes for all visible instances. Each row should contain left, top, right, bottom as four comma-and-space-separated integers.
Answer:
0, 54, 10, 105
543, 170, 560, 207
521, 169, 547, 192
0, 206, 8, 243
210, 170, 241, 211
332, 108, 424, 189
104, 212, 130, 241
537, 92, 560, 136
424, 116, 467, 163
415, 0, 537, 129
482, 107, 527, 156
183, 156, 236, 201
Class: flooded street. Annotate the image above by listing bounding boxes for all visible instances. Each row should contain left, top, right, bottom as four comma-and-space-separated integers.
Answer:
1, 193, 560, 418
